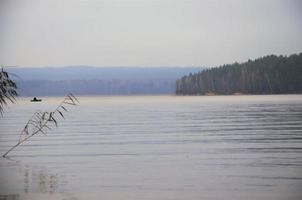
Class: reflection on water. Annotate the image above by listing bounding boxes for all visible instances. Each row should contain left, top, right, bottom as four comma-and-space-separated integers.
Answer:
0, 95, 302, 200
23, 166, 59, 193
0, 161, 62, 195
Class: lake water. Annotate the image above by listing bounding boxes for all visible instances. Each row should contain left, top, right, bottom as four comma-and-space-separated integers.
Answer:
0, 95, 302, 200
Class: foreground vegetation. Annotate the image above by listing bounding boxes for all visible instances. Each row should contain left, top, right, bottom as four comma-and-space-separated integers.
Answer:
3, 94, 78, 157
0, 67, 18, 115
176, 53, 302, 95
1, 66, 79, 157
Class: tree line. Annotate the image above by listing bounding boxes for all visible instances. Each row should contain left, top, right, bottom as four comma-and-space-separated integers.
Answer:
176, 53, 302, 95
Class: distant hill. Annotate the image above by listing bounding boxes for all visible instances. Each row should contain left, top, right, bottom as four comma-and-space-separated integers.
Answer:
6, 67, 204, 96
7, 66, 203, 81
176, 53, 302, 95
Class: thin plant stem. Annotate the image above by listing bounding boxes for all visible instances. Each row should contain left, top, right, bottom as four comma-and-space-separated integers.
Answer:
2, 94, 78, 158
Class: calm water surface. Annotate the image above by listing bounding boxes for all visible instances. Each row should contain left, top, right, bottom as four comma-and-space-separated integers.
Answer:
0, 95, 302, 200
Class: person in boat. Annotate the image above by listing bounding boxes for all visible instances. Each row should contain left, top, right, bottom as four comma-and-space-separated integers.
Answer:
31, 97, 42, 102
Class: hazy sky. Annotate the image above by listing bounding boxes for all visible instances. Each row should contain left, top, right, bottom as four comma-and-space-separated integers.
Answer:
0, 0, 301, 67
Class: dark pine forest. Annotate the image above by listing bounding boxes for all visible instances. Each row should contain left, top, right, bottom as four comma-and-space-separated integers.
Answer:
176, 53, 302, 95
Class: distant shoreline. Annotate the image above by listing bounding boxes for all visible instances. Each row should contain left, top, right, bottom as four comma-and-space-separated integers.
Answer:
17, 93, 302, 98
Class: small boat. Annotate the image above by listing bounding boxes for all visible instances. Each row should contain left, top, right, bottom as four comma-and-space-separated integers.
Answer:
30, 97, 42, 102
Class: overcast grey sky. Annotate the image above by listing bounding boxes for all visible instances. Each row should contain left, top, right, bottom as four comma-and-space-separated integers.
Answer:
0, 0, 301, 67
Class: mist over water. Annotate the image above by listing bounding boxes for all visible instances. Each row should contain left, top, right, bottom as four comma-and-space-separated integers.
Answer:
0, 95, 302, 200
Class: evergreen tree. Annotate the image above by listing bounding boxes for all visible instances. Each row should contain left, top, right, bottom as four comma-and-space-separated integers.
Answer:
176, 53, 302, 95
